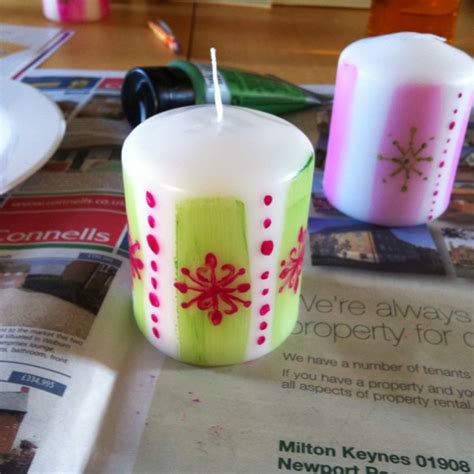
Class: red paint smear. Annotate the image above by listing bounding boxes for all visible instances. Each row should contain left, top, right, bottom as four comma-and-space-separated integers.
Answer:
147, 234, 160, 254
261, 240, 274, 255
257, 336, 266, 345
151, 277, 158, 289
433, 191, 439, 196
260, 271, 269, 280
263, 195, 273, 206
152, 327, 160, 338
148, 215, 156, 228
259, 304, 270, 316
262, 288, 269, 295
439, 161, 445, 168
149, 292, 160, 307
449, 121, 455, 130
192, 399, 202, 403
151, 260, 158, 271
428, 215, 433, 221
259, 321, 268, 330
263, 218, 272, 229
151, 313, 158, 323
146, 191, 156, 208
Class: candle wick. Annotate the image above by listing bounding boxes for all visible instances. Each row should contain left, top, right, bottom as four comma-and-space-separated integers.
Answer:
210, 47, 223, 123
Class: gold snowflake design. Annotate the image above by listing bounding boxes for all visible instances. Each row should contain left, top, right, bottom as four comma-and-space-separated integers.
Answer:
378, 126, 433, 192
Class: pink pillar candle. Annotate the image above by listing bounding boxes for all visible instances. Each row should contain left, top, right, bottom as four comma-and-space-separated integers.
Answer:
323, 33, 473, 226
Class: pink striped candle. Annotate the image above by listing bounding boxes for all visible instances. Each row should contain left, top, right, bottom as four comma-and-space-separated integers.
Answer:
42, 0, 109, 23
323, 33, 473, 226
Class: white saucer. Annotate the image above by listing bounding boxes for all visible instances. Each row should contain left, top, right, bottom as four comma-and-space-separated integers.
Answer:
0, 78, 66, 194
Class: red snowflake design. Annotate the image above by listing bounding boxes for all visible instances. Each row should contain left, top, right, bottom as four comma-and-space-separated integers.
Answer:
279, 226, 306, 294
128, 234, 144, 281
174, 253, 251, 326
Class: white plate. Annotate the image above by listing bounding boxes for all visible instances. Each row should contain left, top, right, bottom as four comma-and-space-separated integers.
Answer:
0, 78, 65, 194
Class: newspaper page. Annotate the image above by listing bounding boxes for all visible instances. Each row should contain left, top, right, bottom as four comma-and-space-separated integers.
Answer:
0, 69, 164, 474
1, 69, 472, 473
134, 106, 474, 472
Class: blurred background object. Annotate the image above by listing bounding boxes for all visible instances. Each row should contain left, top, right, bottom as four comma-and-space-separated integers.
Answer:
42, 0, 110, 23
367, 0, 461, 43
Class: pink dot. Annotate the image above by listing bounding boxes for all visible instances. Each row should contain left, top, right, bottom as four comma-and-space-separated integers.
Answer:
264, 195, 272, 206
458, 92, 463, 98
259, 304, 270, 316
147, 234, 160, 254
259, 321, 268, 330
439, 161, 445, 168
446, 139, 451, 143
433, 191, 438, 196
428, 215, 433, 221
454, 109, 458, 114
261, 271, 269, 280
261, 240, 274, 256
262, 288, 269, 295
432, 201, 436, 205
443, 150, 447, 154
148, 215, 156, 228
151, 261, 158, 272
149, 293, 160, 307
151, 277, 158, 289
152, 327, 160, 339
438, 174, 441, 178
257, 336, 266, 345
151, 314, 158, 323
449, 121, 455, 130
146, 191, 156, 208
263, 218, 272, 229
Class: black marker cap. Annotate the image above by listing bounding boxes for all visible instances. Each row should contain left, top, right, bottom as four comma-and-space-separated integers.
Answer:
121, 66, 196, 127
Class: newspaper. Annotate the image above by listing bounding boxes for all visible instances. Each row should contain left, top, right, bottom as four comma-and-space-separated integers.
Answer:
0, 69, 472, 474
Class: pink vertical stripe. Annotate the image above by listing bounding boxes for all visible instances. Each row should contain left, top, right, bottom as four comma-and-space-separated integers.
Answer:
442, 91, 473, 210
57, 0, 86, 22
99, 0, 110, 18
323, 62, 358, 204
368, 85, 443, 226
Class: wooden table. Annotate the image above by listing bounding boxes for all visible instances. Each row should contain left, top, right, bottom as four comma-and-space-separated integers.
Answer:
1, 0, 473, 84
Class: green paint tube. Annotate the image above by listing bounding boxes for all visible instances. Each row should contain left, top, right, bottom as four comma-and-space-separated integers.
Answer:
121, 61, 331, 127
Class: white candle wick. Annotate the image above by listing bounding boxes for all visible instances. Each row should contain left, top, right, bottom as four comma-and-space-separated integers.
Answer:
210, 47, 223, 123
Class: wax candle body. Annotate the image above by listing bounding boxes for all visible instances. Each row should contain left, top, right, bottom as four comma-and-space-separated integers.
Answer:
324, 33, 473, 226
122, 105, 314, 366
42, 0, 109, 23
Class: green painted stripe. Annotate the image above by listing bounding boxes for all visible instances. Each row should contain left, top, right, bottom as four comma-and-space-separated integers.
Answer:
123, 172, 146, 335
272, 154, 314, 348
176, 197, 251, 366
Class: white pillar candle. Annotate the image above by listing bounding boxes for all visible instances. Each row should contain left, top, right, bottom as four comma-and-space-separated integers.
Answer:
324, 33, 473, 226
42, 0, 109, 23
122, 105, 314, 366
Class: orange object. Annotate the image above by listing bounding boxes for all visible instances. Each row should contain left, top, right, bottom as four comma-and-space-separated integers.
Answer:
367, 0, 461, 43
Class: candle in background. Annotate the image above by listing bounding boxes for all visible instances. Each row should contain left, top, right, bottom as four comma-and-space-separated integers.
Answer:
323, 33, 473, 227
367, 1, 461, 43
122, 50, 314, 366
42, 0, 109, 23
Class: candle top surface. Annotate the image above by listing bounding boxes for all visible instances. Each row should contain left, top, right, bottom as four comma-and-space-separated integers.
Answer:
122, 105, 313, 193
341, 32, 473, 83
